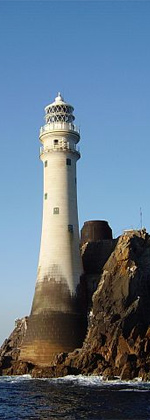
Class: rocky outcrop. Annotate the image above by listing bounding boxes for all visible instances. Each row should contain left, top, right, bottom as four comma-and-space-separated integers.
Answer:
32, 230, 150, 380
1, 230, 150, 380
81, 238, 117, 311
0, 317, 34, 375
81, 239, 117, 275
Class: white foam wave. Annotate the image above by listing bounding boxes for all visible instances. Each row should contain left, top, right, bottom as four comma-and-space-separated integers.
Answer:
0, 374, 32, 383
52, 374, 104, 387
1, 374, 150, 391
47, 375, 150, 391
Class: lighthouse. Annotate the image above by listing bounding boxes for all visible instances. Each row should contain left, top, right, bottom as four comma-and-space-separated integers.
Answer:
20, 93, 85, 366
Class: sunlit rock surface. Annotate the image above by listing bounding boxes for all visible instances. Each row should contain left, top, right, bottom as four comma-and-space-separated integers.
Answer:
0, 318, 33, 375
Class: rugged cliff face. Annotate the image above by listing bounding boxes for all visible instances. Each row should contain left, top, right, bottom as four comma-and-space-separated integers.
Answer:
1, 230, 150, 380
72, 229, 150, 380
32, 230, 150, 380
0, 318, 33, 376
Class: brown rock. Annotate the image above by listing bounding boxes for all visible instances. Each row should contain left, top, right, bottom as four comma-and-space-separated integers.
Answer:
59, 230, 150, 380
1, 230, 150, 381
120, 362, 132, 380
0, 317, 29, 376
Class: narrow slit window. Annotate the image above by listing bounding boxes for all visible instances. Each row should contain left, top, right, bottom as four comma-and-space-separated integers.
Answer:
68, 224, 73, 233
66, 158, 71, 166
53, 207, 59, 214
44, 193, 48, 200
44, 160, 48, 167
54, 139, 58, 145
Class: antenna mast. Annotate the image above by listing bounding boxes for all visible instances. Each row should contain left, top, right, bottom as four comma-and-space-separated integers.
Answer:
140, 207, 142, 230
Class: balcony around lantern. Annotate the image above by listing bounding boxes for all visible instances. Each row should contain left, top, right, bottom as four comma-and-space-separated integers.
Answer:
40, 121, 80, 136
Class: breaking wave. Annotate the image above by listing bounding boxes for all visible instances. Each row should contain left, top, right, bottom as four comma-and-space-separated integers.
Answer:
0, 374, 150, 419
1, 373, 150, 391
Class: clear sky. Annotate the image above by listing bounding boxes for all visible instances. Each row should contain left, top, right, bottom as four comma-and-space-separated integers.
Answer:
0, 0, 150, 345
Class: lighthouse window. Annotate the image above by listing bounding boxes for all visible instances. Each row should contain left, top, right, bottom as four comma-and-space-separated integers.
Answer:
53, 207, 59, 214
68, 224, 73, 233
66, 158, 71, 166
44, 160, 48, 167
44, 193, 48, 200
54, 139, 58, 145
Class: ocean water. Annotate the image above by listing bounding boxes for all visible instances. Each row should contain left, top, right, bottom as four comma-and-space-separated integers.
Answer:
0, 375, 150, 420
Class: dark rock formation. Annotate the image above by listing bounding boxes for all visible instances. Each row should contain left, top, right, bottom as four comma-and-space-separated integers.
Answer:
0, 317, 34, 376
81, 239, 117, 311
1, 230, 150, 380
56, 229, 150, 381
31, 230, 150, 380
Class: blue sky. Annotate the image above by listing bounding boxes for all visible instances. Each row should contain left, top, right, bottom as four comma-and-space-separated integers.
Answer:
0, 0, 150, 344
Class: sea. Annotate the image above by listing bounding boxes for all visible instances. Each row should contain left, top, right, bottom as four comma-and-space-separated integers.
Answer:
0, 375, 150, 420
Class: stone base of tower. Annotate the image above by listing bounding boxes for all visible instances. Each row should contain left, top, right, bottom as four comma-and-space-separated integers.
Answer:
20, 311, 86, 366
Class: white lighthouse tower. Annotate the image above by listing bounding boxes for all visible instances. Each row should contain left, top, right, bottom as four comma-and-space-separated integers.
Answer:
20, 93, 85, 366
38, 92, 82, 294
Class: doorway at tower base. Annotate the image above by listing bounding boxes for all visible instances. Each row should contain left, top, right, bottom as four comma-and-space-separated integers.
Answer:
20, 311, 86, 366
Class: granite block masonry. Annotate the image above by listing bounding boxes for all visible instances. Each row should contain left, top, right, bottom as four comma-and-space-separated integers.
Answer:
20, 94, 86, 366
